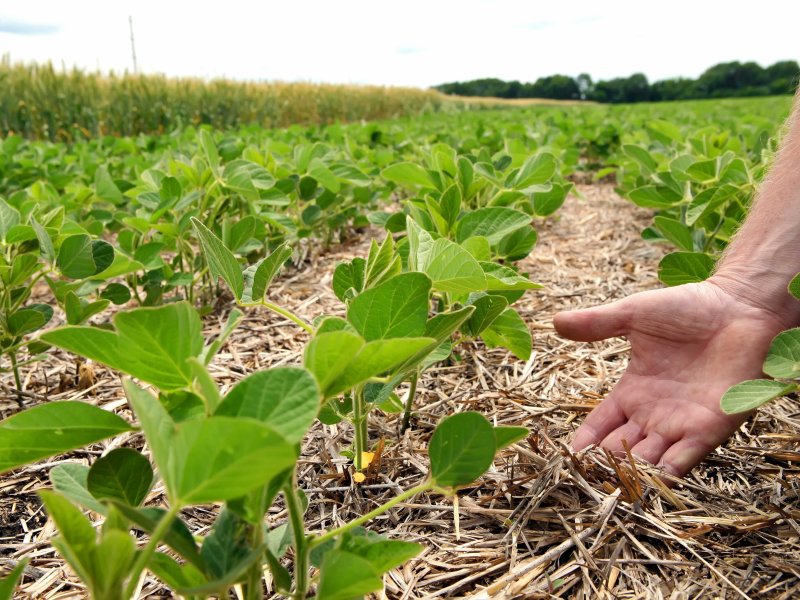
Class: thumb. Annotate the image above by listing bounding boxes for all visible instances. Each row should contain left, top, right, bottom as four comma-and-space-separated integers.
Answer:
553, 298, 632, 342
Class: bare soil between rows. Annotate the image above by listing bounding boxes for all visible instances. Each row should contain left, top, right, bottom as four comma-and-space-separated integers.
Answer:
2, 185, 799, 599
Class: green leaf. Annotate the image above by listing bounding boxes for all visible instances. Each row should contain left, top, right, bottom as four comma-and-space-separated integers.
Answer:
424, 306, 475, 343
50, 463, 107, 515
497, 227, 537, 261
57, 235, 114, 279
420, 238, 486, 293
100, 283, 131, 305
658, 252, 715, 286
200, 508, 253, 580
456, 207, 531, 245
90, 529, 136, 599
122, 380, 175, 490
494, 426, 528, 450
42, 302, 204, 391
514, 152, 556, 188
191, 218, 244, 300
332, 258, 366, 302
87, 448, 153, 507
309, 158, 341, 193
465, 293, 508, 336
461, 236, 492, 261
622, 144, 657, 173
0, 557, 28, 600
406, 217, 435, 272
241, 243, 291, 303
0, 402, 132, 474
168, 417, 296, 504
382, 162, 436, 189
430, 412, 496, 489
32, 217, 55, 263
789, 273, 800, 301
721, 379, 797, 414
326, 337, 436, 396
337, 528, 422, 573
653, 216, 694, 252
8, 304, 52, 336
627, 186, 680, 209
317, 550, 383, 600
201, 308, 244, 365
148, 553, 207, 591
763, 328, 800, 379
94, 166, 124, 204
38, 490, 96, 583
480, 308, 531, 360
439, 183, 462, 229
304, 331, 366, 395
0, 197, 20, 242
347, 272, 431, 341
215, 367, 319, 443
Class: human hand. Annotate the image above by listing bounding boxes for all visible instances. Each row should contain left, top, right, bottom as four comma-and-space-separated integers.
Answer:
554, 279, 791, 478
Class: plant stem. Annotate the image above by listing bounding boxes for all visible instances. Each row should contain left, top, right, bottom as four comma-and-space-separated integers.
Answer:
123, 504, 181, 600
284, 481, 310, 600
309, 482, 433, 549
352, 385, 367, 471
245, 521, 265, 600
9, 352, 22, 391
400, 371, 419, 434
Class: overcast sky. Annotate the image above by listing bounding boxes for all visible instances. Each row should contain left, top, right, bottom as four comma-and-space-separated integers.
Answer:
1, 1, 797, 88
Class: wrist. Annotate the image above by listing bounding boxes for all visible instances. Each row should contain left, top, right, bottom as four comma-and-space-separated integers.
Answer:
708, 265, 800, 330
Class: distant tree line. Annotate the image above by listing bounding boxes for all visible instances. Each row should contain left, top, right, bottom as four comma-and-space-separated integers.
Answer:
434, 61, 800, 103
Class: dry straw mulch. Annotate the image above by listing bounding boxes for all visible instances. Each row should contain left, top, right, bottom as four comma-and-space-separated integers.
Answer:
2, 185, 799, 599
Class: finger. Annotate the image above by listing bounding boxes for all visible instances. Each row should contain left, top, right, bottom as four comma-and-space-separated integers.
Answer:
553, 298, 632, 342
599, 421, 646, 454
659, 438, 717, 478
572, 393, 627, 451
630, 432, 672, 466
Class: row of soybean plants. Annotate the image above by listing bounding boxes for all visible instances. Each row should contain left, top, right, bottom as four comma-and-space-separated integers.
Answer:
0, 136, 555, 598
1, 112, 574, 390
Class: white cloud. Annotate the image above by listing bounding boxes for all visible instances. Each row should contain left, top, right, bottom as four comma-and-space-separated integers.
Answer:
0, 0, 797, 88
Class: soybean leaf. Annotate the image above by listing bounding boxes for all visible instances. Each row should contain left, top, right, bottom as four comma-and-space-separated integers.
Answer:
215, 367, 319, 443
241, 243, 292, 303
91, 529, 136, 599
532, 183, 570, 217
494, 426, 528, 450
108, 502, 204, 570
480, 308, 531, 360
50, 463, 106, 515
456, 207, 531, 245
32, 217, 55, 263
9, 304, 52, 336
658, 252, 715, 286
200, 509, 253, 580
94, 166, 124, 204
122, 380, 175, 490
0, 402, 131, 474
461, 236, 491, 261
317, 550, 383, 600
326, 337, 437, 396
191, 218, 244, 300
406, 217, 436, 272
721, 380, 797, 414
481, 262, 542, 292
42, 302, 204, 391
148, 553, 207, 591
332, 258, 366, 302
430, 412, 496, 489
497, 227, 537, 262
514, 152, 556, 188
304, 331, 365, 395
168, 417, 296, 504
789, 273, 800, 300
420, 238, 486, 293
382, 162, 436, 189
347, 272, 431, 340
653, 216, 694, 252
38, 490, 96, 584
424, 306, 476, 344
87, 448, 153, 507
57, 235, 114, 279
265, 548, 292, 593
0, 557, 28, 600
439, 183, 462, 229
763, 328, 800, 379
337, 528, 422, 573
201, 308, 244, 365
465, 293, 508, 336
628, 186, 681, 208
0, 197, 20, 242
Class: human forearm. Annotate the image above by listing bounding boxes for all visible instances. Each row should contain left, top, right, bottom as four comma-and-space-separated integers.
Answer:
711, 90, 800, 327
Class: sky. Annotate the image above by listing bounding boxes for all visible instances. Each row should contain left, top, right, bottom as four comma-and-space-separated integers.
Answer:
1, 1, 798, 89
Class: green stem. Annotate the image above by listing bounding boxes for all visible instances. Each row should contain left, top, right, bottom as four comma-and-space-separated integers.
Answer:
284, 481, 310, 600
245, 522, 265, 600
309, 482, 433, 549
123, 504, 181, 600
239, 300, 314, 334
9, 351, 22, 391
400, 371, 419, 434
352, 385, 367, 471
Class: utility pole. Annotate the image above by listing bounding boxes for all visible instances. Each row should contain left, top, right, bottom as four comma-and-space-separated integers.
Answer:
129, 15, 138, 73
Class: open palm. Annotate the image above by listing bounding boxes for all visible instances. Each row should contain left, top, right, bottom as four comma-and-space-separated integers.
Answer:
554, 280, 789, 477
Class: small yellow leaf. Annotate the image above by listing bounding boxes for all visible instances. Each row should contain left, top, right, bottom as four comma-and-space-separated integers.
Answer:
361, 451, 375, 469
353, 471, 366, 483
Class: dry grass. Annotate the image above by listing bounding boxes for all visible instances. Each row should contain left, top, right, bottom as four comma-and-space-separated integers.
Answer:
2, 185, 799, 598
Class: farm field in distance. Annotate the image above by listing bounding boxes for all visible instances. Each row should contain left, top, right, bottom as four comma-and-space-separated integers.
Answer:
1, 88, 799, 599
